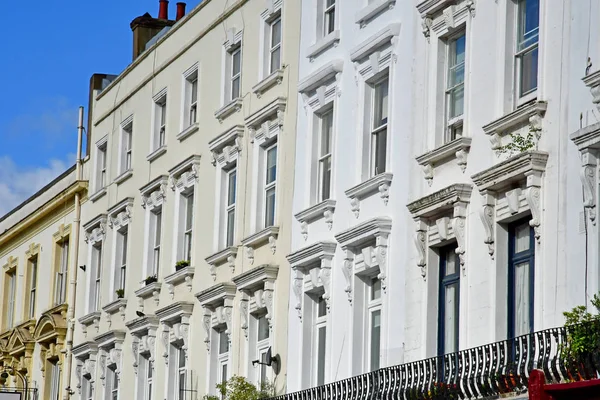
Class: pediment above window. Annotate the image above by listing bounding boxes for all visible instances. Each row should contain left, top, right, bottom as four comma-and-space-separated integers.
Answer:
140, 175, 168, 210
350, 23, 401, 63
483, 100, 546, 150
298, 60, 344, 95
407, 184, 472, 278
126, 315, 159, 370
233, 265, 278, 337
416, 137, 472, 185
471, 151, 548, 193
73, 341, 98, 392
246, 97, 287, 146
155, 301, 194, 363
241, 226, 280, 265
206, 247, 238, 280
287, 242, 336, 318
209, 125, 244, 167
107, 197, 133, 230
195, 283, 236, 350
168, 154, 201, 191
295, 199, 336, 240
95, 330, 126, 382
418, 0, 475, 39
83, 214, 107, 245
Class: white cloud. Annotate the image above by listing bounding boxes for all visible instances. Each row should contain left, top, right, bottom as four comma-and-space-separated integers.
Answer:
0, 156, 70, 218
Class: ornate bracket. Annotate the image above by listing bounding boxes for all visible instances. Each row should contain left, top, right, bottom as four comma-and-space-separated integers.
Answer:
342, 250, 354, 304
202, 310, 212, 352
240, 296, 250, 339
580, 150, 597, 225
480, 201, 495, 258
292, 268, 303, 319
415, 219, 427, 279
452, 201, 468, 275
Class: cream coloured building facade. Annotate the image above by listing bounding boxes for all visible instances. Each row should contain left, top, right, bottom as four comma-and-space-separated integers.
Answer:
69, 0, 300, 399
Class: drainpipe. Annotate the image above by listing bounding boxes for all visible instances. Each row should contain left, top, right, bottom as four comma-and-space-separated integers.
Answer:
63, 106, 84, 400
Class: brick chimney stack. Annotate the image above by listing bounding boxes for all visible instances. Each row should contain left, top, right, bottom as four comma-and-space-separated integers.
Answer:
176, 3, 187, 21
130, 0, 176, 60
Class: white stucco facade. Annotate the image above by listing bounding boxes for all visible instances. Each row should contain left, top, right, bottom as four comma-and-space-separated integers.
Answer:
286, 0, 600, 394
70, 0, 300, 399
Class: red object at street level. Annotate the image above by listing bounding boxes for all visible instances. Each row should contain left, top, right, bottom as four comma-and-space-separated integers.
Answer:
159, 0, 169, 19
528, 368, 600, 400
176, 2, 186, 21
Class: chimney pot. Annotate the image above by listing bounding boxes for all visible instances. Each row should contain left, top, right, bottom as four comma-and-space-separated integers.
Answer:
159, 0, 169, 20
176, 2, 186, 21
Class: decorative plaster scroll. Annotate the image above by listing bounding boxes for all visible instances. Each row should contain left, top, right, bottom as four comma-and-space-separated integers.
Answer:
240, 297, 249, 339
292, 268, 303, 319
421, 17, 432, 41
202, 310, 211, 352
375, 234, 389, 291
480, 204, 495, 258
246, 247, 255, 264
415, 220, 427, 279
319, 261, 333, 312
525, 186, 541, 243
161, 322, 169, 365
108, 198, 134, 230
141, 178, 168, 210
456, 148, 468, 172
342, 250, 354, 304
131, 339, 139, 375
580, 150, 597, 225
98, 354, 106, 386
452, 216, 466, 274
466, 0, 476, 17
84, 216, 107, 245
263, 282, 275, 330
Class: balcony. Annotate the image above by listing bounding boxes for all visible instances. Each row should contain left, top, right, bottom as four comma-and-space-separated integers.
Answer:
271, 322, 600, 400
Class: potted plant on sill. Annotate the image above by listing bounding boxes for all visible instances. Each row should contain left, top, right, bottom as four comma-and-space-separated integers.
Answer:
116, 289, 125, 299
562, 293, 600, 381
203, 375, 274, 400
175, 260, 190, 272
144, 275, 158, 285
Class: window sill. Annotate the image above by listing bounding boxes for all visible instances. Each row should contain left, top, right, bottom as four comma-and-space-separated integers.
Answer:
89, 187, 107, 203
102, 298, 127, 326
147, 145, 167, 162
471, 150, 549, 192
177, 123, 199, 142
253, 69, 285, 98
241, 226, 280, 264
355, 0, 396, 27
163, 266, 195, 298
215, 98, 243, 123
482, 100, 547, 150
134, 282, 161, 306
415, 137, 472, 186
584, 69, 600, 110
306, 30, 340, 61
294, 199, 337, 240
78, 311, 101, 336
345, 172, 393, 218
205, 246, 238, 280
114, 169, 133, 185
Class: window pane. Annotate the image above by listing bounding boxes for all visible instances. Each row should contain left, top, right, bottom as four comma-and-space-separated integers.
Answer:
519, 0, 539, 50
514, 222, 531, 253
444, 283, 459, 353
266, 147, 278, 184
319, 156, 332, 201
271, 19, 281, 46
514, 261, 531, 336
258, 315, 270, 341
444, 247, 457, 276
371, 278, 381, 300
219, 331, 229, 354
270, 47, 281, 73
373, 79, 389, 129
317, 326, 326, 385
370, 310, 381, 371
232, 50, 241, 75
179, 372, 186, 400
321, 110, 333, 156
265, 187, 276, 227
191, 79, 198, 103
373, 128, 387, 175
121, 231, 128, 265
178, 348, 186, 368
520, 47, 538, 95
317, 296, 327, 317
449, 85, 464, 119
155, 211, 162, 245
228, 170, 237, 206
185, 194, 194, 231
226, 210, 235, 247
221, 364, 228, 384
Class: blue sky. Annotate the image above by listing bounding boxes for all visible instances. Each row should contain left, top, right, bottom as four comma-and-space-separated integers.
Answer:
0, 0, 201, 217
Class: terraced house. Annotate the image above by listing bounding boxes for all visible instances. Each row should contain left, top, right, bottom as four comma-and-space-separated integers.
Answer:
69, 1, 299, 399
0, 163, 87, 400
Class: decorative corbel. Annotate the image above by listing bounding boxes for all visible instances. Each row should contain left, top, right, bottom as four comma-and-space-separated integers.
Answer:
98, 353, 106, 386
246, 246, 255, 265
319, 257, 333, 312
480, 192, 496, 258
75, 363, 83, 393
292, 268, 303, 319
379, 183, 391, 206
131, 338, 139, 375
324, 210, 334, 230
240, 295, 250, 339
466, 0, 476, 17
269, 235, 277, 254
342, 249, 354, 304
421, 17, 432, 42
263, 280, 275, 330
505, 188, 522, 214
161, 322, 170, 365
452, 201, 467, 275
350, 198, 360, 218
580, 150, 597, 225
456, 148, 469, 172
415, 219, 428, 279
300, 221, 308, 241
422, 164, 434, 187
202, 308, 212, 352
374, 234, 389, 292
525, 170, 542, 243
489, 133, 502, 150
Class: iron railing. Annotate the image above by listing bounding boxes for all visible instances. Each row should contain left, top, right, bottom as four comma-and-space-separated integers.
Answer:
272, 322, 600, 400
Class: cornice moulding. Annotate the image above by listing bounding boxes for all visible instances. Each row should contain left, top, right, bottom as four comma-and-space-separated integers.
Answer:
416, 137, 472, 166
335, 217, 392, 249
417, 0, 454, 16
570, 122, 600, 150
252, 69, 285, 98
94, 330, 126, 349
208, 125, 245, 154
482, 101, 547, 137
356, 0, 396, 26
114, 169, 133, 185
164, 266, 195, 296
168, 154, 201, 178
78, 312, 101, 328
232, 265, 279, 292
407, 183, 473, 218
147, 145, 167, 162
102, 299, 127, 316
72, 341, 99, 358
140, 175, 169, 196
206, 247, 238, 266
215, 98, 243, 123
244, 97, 287, 129
125, 315, 159, 335
350, 23, 401, 62
241, 226, 280, 248
471, 151, 549, 192
176, 123, 199, 142
195, 283, 237, 308
306, 30, 340, 61
298, 60, 344, 94
287, 241, 337, 268
155, 301, 194, 323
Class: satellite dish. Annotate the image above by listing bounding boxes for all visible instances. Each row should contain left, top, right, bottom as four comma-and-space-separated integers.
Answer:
265, 347, 273, 365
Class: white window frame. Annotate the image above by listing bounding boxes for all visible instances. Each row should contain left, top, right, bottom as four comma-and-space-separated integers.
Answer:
151, 209, 162, 276
369, 76, 389, 177
28, 256, 37, 319
256, 314, 270, 386
49, 361, 61, 400
6, 269, 16, 329
183, 66, 199, 130
144, 356, 153, 400
182, 191, 194, 263
263, 143, 278, 228
153, 91, 167, 151
169, 345, 187, 400
224, 167, 237, 248
141, 176, 168, 279
323, 0, 336, 36
217, 330, 229, 388
116, 228, 128, 293
55, 237, 70, 306
107, 366, 119, 400
366, 277, 382, 372
82, 375, 94, 400
445, 31, 466, 142
119, 117, 133, 174
95, 136, 108, 193
91, 242, 103, 312
515, 0, 539, 103
268, 17, 282, 74
317, 107, 334, 202
230, 47, 242, 101
314, 295, 327, 386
